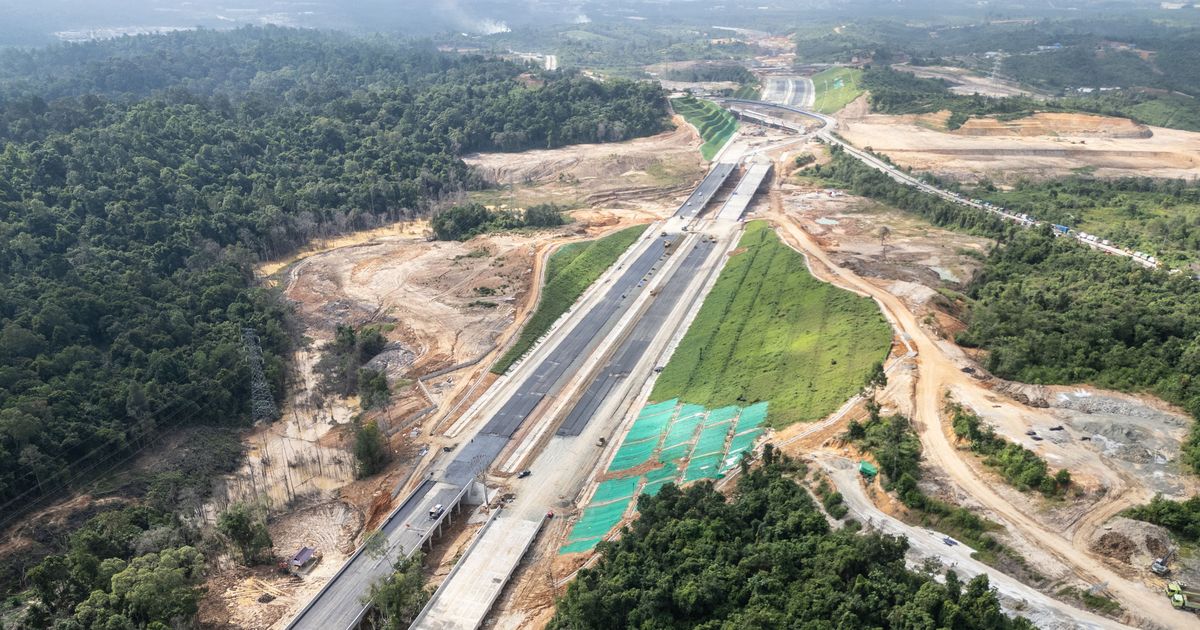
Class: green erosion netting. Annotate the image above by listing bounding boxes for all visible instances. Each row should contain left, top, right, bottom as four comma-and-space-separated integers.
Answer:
676, 403, 707, 421
663, 413, 703, 448
640, 479, 676, 497
560, 537, 604, 554
683, 453, 724, 482
640, 463, 681, 498
706, 405, 739, 425
645, 462, 679, 485
735, 401, 769, 433
639, 398, 678, 418
562, 401, 768, 554
727, 429, 762, 457
694, 422, 731, 457
624, 410, 674, 443
566, 497, 632, 544
609, 436, 658, 472
658, 443, 691, 463
591, 475, 641, 504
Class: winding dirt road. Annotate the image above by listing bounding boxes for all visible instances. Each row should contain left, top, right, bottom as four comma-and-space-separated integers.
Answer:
764, 192, 1193, 628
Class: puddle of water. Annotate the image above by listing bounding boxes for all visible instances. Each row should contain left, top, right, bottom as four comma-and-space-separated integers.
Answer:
816, 217, 839, 226
930, 266, 959, 282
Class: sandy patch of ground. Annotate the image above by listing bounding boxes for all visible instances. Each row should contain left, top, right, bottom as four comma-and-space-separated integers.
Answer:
199, 501, 364, 629
892, 64, 1036, 99
464, 123, 705, 213
778, 179, 992, 290
202, 125, 705, 624
837, 109, 1200, 183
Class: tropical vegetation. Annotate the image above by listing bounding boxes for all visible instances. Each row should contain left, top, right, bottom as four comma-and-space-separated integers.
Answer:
0, 26, 669, 523
549, 449, 1034, 629
650, 221, 892, 427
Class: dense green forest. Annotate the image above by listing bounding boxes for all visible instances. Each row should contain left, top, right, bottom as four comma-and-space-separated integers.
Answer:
430, 202, 566, 241
795, 18, 1200, 94
467, 22, 754, 76
662, 63, 755, 84
974, 177, 1200, 268
550, 450, 1033, 629
957, 228, 1200, 473
0, 25, 669, 558
1125, 495, 1200, 544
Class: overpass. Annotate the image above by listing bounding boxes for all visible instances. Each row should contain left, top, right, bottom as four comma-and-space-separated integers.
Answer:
715, 161, 773, 222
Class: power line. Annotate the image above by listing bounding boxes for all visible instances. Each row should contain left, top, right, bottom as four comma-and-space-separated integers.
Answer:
0, 350, 252, 529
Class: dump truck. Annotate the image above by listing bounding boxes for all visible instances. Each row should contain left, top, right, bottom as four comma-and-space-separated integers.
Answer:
1166, 582, 1200, 611
858, 461, 878, 479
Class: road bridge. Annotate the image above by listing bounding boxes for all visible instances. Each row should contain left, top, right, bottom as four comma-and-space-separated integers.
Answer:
715, 162, 772, 222
410, 512, 544, 630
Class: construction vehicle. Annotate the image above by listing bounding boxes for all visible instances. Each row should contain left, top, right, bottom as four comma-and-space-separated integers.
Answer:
1151, 550, 1175, 576
1166, 582, 1200, 611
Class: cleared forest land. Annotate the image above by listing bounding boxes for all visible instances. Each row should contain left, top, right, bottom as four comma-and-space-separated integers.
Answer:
650, 221, 892, 427
493, 224, 648, 373
671, 96, 738, 160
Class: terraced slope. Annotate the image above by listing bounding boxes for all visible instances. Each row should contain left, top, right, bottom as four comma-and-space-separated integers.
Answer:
671, 96, 738, 160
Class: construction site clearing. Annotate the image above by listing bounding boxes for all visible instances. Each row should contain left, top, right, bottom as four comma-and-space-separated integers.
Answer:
194, 122, 720, 627
86, 82, 1200, 630
835, 96, 1200, 183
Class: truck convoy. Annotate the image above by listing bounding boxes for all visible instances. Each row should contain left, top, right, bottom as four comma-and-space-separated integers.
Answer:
1166, 582, 1200, 611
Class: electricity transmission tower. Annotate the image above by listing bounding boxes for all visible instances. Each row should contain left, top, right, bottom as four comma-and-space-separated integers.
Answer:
242, 328, 279, 424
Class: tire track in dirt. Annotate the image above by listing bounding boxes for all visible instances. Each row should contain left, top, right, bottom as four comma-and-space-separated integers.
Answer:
764, 189, 1194, 629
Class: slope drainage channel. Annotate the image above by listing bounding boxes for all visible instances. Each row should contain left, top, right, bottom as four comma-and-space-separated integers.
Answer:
559, 400, 769, 554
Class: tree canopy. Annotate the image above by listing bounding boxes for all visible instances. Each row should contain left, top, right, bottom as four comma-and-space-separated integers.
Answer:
550, 453, 1033, 629
0, 27, 669, 521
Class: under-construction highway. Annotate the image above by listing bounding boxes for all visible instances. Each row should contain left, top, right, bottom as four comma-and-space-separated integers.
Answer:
285, 152, 768, 629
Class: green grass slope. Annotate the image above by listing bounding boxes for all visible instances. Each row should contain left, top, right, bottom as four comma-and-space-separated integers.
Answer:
671, 96, 738, 160
651, 221, 892, 427
492, 224, 648, 374
811, 67, 864, 114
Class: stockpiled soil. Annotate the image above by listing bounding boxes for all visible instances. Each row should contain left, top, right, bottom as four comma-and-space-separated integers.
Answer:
651, 221, 892, 426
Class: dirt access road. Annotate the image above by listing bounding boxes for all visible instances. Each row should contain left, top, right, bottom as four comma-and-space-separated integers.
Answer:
817, 455, 1127, 630
766, 203, 1196, 628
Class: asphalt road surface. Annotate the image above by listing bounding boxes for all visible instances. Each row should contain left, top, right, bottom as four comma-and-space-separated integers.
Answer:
676, 163, 736, 219
480, 234, 679, 438
287, 480, 464, 630
557, 238, 717, 436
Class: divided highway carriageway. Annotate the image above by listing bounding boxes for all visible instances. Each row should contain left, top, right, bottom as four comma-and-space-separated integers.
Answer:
285, 162, 739, 630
